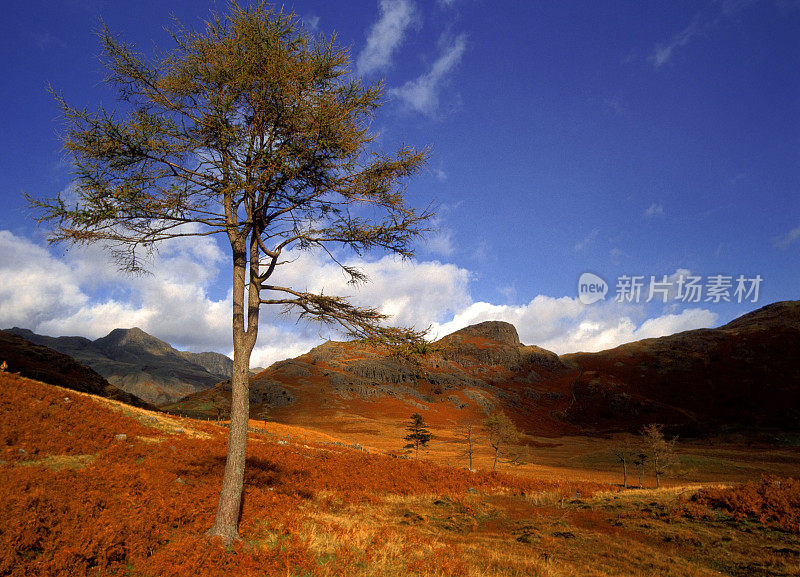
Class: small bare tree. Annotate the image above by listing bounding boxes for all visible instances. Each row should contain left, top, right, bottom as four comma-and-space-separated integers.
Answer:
455, 422, 479, 470
483, 412, 524, 470
633, 450, 648, 489
640, 424, 678, 488
611, 438, 637, 489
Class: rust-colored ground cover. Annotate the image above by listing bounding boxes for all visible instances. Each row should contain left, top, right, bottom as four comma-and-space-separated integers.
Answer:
2, 372, 799, 577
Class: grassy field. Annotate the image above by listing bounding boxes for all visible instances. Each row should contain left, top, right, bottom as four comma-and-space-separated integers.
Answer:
276, 409, 800, 486
2, 372, 799, 576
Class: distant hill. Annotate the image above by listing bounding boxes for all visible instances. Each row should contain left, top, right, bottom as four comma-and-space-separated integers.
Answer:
0, 330, 155, 410
173, 301, 800, 436
170, 319, 582, 435
561, 300, 800, 434
4, 327, 232, 406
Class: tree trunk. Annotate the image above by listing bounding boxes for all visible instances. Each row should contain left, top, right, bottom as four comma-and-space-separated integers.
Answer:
207, 249, 257, 544
206, 346, 252, 542
655, 456, 661, 488
493, 446, 498, 470
622, 459, 628, 489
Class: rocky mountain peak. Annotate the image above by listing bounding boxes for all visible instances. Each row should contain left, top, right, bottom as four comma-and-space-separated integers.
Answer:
96, 327, 173, 356
445, 321, 521, 346
5, 326, 234, 405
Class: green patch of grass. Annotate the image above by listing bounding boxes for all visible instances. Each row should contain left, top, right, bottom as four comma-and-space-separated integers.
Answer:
18, 453, 95, 470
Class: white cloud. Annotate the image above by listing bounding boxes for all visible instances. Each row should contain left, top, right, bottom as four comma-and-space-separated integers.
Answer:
774, 224, 800, 249
0, 230, 720, 369
389, 34, 467, 117
357, 0, 419, 76
305, 14, 320, 32
0, 230, 88, 329
426, 230, 455, 257
0, 229, 229, 350
651, 18, 702, 68
498, 284, 517, 303
634, 308, 718, 340
650, 0, 768, 69
0, 229, 471, 367
423, 208, 455, 256
269, 250, 471, 330
471, 240, 490, 264
574, 227, 599, 252
430, 295, 717, 354
645, 202, 664, 217
610, 247, 628, 258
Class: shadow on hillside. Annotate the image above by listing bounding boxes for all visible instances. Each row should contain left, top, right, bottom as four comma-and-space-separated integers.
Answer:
173, 454, 314, 499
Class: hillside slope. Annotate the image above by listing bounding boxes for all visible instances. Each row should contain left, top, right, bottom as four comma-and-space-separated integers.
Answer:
169, 320, 580, 435
0, 372, 614, 577
5, 327, 232, 405
562, 300, 800, 434
174, 301, 800, 436
0, 330, 155, 410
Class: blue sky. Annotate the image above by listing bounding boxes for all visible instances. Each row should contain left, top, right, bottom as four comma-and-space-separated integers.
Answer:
0, 0, 798, 366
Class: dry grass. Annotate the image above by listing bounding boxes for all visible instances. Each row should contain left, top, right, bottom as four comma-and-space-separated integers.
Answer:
2, 372, 799, 577
16, 453, 95, 470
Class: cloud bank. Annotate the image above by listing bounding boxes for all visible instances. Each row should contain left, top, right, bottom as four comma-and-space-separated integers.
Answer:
0, 229, 719, 367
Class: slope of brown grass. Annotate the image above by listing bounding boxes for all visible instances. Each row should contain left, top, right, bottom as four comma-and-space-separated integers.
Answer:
2, 373, 799, 577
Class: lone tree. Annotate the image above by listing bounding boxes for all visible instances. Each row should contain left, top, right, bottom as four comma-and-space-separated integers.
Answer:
641, 424, 678, 488
455, 421, 478, 470
403, 413, 432, 459
611, 438, 637, 489
483, 412, 524, 470
31, 3, 430, 543
633, 450, 648, 489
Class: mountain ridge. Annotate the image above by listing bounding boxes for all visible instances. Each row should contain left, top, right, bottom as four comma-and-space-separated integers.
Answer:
172, 300, 800, 437
0, 330, 155, 409
4, 327, 233, 406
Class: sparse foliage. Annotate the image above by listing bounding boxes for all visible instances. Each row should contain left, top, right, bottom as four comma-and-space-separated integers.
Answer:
640, 424, 678, 488
455, 422, 479, 470
633, 450, 648, 489
388, 337, 442, 359
611, 437, 637, 489
30, 2, 431, 543
483, 412, 524, 470
403, 413, 432, 459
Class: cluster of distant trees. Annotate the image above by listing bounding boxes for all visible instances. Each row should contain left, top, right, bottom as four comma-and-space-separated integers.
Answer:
612, 424, 679, 489
402, 411, 526, 471
404, 414, 679, 489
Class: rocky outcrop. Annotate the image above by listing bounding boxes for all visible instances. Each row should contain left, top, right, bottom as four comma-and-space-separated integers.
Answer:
447, 321, 521, 346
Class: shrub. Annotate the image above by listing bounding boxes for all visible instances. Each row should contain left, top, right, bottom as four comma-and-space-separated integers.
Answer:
694, 476, 800, 533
